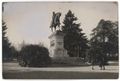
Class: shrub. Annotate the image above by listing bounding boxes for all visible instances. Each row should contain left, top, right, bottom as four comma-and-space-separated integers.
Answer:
18, 44, 51, 67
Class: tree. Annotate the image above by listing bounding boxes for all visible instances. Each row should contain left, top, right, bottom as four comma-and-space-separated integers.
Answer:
89, 19, 118, 62
2, 21, 12, 61
18, 44, 51, 67
62, 10, 88, 57
11, 46, 18, 59
108, 21, 118, 55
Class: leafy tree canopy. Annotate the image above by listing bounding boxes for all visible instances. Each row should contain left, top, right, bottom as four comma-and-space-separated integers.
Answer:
89, 19, 118, 62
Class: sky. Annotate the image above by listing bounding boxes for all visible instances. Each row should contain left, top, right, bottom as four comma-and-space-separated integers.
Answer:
3, 2, 118, 48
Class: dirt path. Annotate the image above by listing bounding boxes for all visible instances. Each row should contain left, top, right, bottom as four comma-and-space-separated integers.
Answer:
2, 62, 119, 79
3, 62, 119, 73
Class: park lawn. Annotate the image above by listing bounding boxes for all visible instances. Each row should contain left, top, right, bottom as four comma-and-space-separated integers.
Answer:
3, 71, 118, 79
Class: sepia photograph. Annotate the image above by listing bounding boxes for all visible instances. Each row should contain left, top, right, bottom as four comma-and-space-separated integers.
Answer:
2, 1, 119, 79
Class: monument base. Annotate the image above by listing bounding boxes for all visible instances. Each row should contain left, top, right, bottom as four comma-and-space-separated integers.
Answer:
51, 48, 69, 58
51, 57, 88, 66
48, 30, 69, 58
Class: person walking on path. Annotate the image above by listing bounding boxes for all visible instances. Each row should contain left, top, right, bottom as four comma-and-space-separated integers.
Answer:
98, 54, 105, 70
91, 55, 97, 70
91, 57, 96, 70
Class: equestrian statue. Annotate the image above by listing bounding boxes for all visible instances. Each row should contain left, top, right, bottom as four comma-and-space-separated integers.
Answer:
50, 12, 61, 32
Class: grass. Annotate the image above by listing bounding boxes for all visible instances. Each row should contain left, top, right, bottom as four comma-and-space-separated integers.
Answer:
3, 71, 118, 79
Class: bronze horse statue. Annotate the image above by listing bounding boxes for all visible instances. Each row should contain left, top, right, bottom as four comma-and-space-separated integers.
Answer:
50, 12, 61, 32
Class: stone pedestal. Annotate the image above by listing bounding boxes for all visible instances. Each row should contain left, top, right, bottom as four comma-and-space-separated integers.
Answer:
48, 30, 69, 58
